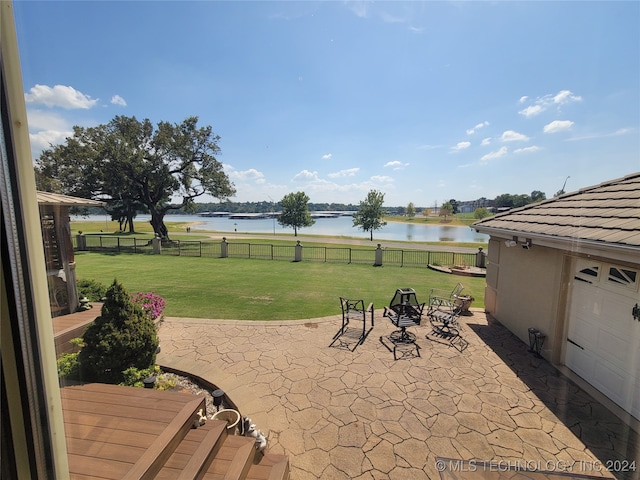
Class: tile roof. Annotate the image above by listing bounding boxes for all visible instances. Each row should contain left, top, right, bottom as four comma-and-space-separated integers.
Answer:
472, 172, 640, 249
37, 191, 105, 207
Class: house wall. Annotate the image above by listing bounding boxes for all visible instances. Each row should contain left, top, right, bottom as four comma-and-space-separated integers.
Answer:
484, 236, 564, 359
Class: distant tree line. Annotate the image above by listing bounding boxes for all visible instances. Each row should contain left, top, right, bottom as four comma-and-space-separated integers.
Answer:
76, 190, 547, 219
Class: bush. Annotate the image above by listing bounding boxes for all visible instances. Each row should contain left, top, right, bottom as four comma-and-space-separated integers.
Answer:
78, 279, 159, 384
131, 292, 166, 322
57, 352, 80, 379
120, 365, 176, 391
77, 279, 107, 302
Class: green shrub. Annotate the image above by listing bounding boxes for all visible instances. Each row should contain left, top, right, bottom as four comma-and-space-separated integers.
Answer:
120, 365, 177, 391
57, 352, 80, 379
77, 279, 107, 302
78, 279, 159, 384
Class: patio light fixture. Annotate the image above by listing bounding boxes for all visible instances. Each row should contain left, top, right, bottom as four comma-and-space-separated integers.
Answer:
527, 328, 545, 358
212, 389, 225, 411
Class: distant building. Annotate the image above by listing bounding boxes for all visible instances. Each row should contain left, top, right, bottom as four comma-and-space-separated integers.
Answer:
457, 198, 492, 214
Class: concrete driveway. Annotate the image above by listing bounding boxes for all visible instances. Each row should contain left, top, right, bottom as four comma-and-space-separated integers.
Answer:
156, 310, 639, 479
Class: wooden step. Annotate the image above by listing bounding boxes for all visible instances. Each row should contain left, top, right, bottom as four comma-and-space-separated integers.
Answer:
246, 453, 290, 480
154, 420, 227, 480
201, 435, 256, 480
62, 383, 206, 480
121, 397, 206, 480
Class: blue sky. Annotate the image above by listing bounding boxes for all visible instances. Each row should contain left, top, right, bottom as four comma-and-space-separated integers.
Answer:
14, 1, 640, 207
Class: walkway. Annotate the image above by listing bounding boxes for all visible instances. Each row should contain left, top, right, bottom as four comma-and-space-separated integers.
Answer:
156, 310, 639, 480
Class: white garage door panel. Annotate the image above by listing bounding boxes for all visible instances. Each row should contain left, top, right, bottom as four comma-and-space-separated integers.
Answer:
566, 260, 640, 421
565, 343, 595, 380
593, 361, 627, 407
597, 329, 631, 366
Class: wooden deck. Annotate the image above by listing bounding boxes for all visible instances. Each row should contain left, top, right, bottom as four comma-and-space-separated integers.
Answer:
54, 310, 289, 479
53, 303, 102, 356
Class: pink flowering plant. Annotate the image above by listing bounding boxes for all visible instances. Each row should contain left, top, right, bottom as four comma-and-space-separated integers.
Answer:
131, 292, 166, 321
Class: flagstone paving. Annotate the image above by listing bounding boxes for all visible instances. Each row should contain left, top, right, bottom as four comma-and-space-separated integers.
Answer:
156, 310, 639, 480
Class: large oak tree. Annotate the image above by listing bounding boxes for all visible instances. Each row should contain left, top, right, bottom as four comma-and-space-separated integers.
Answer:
35, 115, 235, 238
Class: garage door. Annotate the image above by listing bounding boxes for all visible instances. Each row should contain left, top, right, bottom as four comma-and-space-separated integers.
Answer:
565, 259, 640, 420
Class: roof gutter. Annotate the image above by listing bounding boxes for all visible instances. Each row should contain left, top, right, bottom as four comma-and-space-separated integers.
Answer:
474, 225, 640, 264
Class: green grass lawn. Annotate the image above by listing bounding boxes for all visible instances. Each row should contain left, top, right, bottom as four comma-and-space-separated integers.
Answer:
75, 252, 485, 320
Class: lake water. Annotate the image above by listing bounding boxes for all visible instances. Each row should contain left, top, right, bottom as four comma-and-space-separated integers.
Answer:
74, 214, 488, 243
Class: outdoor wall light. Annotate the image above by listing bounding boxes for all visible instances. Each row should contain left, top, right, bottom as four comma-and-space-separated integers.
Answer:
633, 303, 640, 322
505, 237, 518, 248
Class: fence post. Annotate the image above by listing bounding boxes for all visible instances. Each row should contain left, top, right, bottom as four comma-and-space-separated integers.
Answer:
76, 234, 87, 251
151, 236, 161, 254
476, 247, 486, 268
221, 237, 228, 258
374, 244, 383, 266
294, 241, 302, 262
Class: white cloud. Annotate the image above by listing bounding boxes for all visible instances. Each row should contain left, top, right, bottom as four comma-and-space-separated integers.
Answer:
370, 175, 394, 183
481, 137, 491, 146
417, 144, 442, 150
543, 120, 574, 133
111, 95, 127, 106
378, 10, 404, 23
514, 146, 541, 154
24, 84, 98, 109
29, 130, 72, 153
519, 105, 544, 118
384, 160, 409, 170
480, 146, 508, 163
322, 153, 332, 160
26, 109, 69, 131
451, 141, 471, 151
328, 168, 359, 178
25, 109, 73, 155
466, 121, 489, 135
229, 168, 265, 182
347, 1, 369, 18
519, 89, 582, 117
292, 169, 319, 181
519, 96, 528, 104
554, 90, 582, 105
501, 130, 529, 142
567, 127, 634, 141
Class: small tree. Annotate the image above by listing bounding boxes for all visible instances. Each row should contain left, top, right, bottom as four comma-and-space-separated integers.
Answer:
353, 190, 387, 241
277, 191, 315, 236
473, 207, 490, 220
406, 202, 416, 219
439, 202, 454, 222
78, 279, 159, 384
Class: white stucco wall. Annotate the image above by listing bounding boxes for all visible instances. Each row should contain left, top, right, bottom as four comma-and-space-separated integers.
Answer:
484, 237, 564, 359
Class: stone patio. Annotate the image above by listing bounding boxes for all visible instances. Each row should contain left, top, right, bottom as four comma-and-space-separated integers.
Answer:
156, 310, 639, 479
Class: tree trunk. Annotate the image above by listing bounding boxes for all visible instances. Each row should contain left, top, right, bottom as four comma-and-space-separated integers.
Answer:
370, 229, 373, 241
150, 209, 169, 239
127, 213, 135, 233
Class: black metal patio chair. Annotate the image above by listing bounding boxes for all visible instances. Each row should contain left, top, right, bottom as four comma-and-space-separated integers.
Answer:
426, 286, 468, 351
380, 288, 425, 359
329, 297, 374, 351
